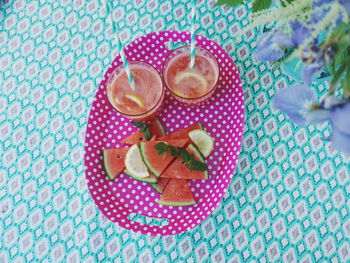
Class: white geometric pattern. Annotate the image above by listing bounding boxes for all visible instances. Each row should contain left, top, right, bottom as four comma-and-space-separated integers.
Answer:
1, 0, 350, 261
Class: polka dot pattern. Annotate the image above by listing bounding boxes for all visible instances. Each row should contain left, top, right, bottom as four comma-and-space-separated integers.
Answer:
84, 31, 244, 236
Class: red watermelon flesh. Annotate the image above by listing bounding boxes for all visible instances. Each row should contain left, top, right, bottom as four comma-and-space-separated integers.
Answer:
103, 147, 130, 180
121, 119, 166, 145
150, 177, 170, 194
160, 143, 209, 180
158, 179, 196, 206
139, 139, 189, 177
157, 123, 203, 141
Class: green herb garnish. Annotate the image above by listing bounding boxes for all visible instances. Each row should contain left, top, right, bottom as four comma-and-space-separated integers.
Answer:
131, 121, 151, 140
154, 142, 207, 172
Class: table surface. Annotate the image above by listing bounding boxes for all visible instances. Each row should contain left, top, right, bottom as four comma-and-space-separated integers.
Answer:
1, 0, 350, 262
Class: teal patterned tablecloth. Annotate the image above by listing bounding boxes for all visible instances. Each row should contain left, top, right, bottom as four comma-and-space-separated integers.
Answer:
1, 0, 350, 262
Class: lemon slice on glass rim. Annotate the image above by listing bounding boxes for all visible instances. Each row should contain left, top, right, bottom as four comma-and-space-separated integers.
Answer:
125, 93, 145, 108
188, 129, 214, 158
173, 71, 208, 98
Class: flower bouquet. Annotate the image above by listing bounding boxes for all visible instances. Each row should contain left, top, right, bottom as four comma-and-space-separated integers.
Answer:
216, 0, 350, 153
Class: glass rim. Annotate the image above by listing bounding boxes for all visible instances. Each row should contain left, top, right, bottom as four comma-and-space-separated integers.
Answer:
106, 60, 165, 118
162, 45, 220, 101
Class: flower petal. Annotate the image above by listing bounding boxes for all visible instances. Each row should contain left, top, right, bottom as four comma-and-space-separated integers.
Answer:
254, 46, 285, 61
331, 104, 350, 136
331, 125, 350, 154
291, 22, 309, 46
272, 84, 315, 125
304, 109, 331, 124
302, 64, 323, 84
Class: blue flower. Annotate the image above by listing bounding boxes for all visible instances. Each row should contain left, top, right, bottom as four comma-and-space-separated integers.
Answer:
300, 46, 330, 84
272, 84, 329, 125
273, 85, 350, 153
290, 22, 310, 46
254, 30, 292, 61
339, 0, 350, 15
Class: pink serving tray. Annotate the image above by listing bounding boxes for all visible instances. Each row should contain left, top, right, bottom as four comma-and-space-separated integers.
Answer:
84, 31, 244, 236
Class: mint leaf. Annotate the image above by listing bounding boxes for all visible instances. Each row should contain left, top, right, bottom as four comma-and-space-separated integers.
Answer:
131, 121, 144, 128
144, 129, 151, 140
215, 0, 244, 8
154, 144, 208, 172
178, 148, 189, 161
190, 160, 208, 172
252, 0, 272, 13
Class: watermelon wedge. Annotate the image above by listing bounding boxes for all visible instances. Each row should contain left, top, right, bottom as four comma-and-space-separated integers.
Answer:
139, 139, 189, 177
150, 177, 170, 194
158, 179, 196, 206
160, 143, 209, 180
157, 123, 203, 141
103, 147, 130, 180
121, 119, 166, 145
124, 169, 158, 184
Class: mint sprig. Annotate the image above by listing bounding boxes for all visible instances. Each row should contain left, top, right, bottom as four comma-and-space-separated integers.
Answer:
131, 121, 151, 140
154, 143, 207, 172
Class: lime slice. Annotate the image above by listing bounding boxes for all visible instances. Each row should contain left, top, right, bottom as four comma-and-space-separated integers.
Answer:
125, 144, 149, 178
125, 94, 145, 108
188, 129, 214, 158
173, 71, 208, 98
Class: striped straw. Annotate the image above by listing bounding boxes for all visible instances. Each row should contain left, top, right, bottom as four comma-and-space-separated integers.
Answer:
104, 1, 135, 91
189, 0, 196, 69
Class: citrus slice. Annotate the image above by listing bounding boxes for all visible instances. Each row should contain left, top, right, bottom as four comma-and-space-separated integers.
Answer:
188, 129, 214, 158
125, 94, 145, 108
173, 71, 208, 98
125, 144, 149, 178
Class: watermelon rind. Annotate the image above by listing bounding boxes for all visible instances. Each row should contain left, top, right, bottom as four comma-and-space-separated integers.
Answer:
153, 119, 166, 136
158, 199, 196, 206
103, 150, 116, 180
187, 143, 209, 179
150, 184, 162, 194
139, 142, 161, 177
124, 169, 157, 184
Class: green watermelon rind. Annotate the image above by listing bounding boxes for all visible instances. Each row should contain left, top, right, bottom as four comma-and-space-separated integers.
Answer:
139, 142, 161, 178
153, 119, 166, 136
187, 143, 209, 179
124, 169, 157, 184
150, 183, 162, 194
103, 150, 117, 181
158, 200, 196, 206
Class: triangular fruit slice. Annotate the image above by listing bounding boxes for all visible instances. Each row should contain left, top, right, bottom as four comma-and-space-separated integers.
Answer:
150, 177, 170, 194
103, 147, 130, 180
158, 123, 203, 141
121, 119, 166, 145
160, 143, 209, 180
124, 169, 158, 184
139, 139, 189, 177
158, 179, 196, 206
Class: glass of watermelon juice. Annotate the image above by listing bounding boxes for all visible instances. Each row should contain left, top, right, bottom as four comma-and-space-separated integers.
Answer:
106, 61, 165, 121
162, 45, 219, 106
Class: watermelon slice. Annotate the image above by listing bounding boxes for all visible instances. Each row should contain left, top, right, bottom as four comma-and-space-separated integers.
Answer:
121, 119, 166, 145
158, 179, 196, 206
124, 169, 158, 184
157, 123, 203, 141
139, 139, 189, 177
160, 143, 209, 180
103, 147, 130, 180
150, 177, 170, 194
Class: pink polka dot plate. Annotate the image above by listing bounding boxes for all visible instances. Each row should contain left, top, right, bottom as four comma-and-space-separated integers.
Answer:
84, 31, 244, 236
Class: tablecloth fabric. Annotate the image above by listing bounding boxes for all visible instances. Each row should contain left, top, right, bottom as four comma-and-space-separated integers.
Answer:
1, 0, 350, 262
